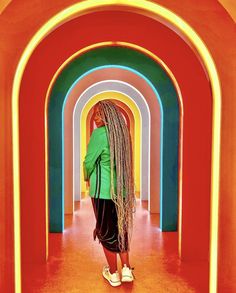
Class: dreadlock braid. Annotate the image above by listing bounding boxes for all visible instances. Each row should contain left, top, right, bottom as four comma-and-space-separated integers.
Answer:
98, 99, 136, 252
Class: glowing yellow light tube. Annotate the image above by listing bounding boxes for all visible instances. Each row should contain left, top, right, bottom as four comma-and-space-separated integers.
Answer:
12, 2, 221, 293
80, 91, 141, 196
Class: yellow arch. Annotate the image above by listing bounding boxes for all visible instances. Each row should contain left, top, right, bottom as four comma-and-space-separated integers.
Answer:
12, 1, 221, 292
80, 91, 141, 196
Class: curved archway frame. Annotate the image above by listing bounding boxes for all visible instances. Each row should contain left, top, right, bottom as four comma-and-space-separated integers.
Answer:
48, 45, 179, 234
85, 98, 134, 194
12, 2, 221, 293
78, 88, 142, 199
63, 66, 161, 215
79, 90, 142, 197
79, 89, 142, 195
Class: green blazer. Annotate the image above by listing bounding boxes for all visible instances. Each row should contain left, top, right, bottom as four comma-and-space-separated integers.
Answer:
83, 126, 116, 199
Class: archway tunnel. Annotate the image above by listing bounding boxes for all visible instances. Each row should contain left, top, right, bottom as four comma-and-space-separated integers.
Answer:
3, 1, 236, 293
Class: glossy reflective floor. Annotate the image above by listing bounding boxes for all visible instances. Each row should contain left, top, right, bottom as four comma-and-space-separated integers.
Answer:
22, 199, 208, 292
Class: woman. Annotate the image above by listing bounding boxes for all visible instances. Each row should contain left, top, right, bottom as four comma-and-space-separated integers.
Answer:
83, 100, 135, 287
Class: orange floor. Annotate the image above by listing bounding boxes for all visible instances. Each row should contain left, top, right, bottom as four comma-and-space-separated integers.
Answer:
22, 199, 208, 292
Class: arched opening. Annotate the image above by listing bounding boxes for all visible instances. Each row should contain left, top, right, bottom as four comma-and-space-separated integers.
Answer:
79, 92, 140, 199
12, 3, 220, 292
48, 46, 179, 232
63, 67, 160, 215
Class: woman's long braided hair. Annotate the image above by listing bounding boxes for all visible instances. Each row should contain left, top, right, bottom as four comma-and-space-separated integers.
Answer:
97, 99, 136, 252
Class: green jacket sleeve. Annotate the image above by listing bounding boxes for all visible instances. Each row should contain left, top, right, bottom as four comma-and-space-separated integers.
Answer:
83, 128, 105, 181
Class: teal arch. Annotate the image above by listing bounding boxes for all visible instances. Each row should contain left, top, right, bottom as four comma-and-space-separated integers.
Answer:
48, 46, 179, 232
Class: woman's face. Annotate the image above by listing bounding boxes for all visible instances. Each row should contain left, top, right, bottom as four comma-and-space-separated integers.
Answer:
93, 105, 105, 127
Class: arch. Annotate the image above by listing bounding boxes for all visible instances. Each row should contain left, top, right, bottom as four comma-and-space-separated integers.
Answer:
79, 91, 141, 196
49, 46, 179, 233
80, 91, 140, 196
73, 81, 150, 203
12, 3, 221, 293
78, 90, 141, 197
81, 93, 139, 196
63, 66, 161, 214
79, 88, 142, 197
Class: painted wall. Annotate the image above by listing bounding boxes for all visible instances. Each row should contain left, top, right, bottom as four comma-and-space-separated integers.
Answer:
0, 1, 235, 293
0, 0, 11, 14
156, 1, 236, 292
18, 9, 210, 259
218, 0, 236, 21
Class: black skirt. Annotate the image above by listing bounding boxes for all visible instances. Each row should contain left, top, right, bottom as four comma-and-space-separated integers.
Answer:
91, 198, 128, 252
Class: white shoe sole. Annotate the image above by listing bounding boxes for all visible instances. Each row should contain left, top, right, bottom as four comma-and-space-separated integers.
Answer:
102, 271, 121, 287
121, 276, 134, 282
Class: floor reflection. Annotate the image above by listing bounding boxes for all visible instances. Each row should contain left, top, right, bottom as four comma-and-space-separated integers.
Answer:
22, 198, 208, 292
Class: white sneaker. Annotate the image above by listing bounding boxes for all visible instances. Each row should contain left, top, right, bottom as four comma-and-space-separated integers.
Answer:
121, 264, 134, 282
102, 265, 121, 287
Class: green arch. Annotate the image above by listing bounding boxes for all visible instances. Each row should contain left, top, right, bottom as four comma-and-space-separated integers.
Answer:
48, 46, 179, 232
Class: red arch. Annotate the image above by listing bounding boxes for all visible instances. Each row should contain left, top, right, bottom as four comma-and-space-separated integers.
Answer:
18, 11, 212, 266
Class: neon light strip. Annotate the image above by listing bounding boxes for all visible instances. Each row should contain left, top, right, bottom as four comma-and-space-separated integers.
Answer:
12, 2, 220, 293
79, 90, 141, 195
12, 97, 21, 293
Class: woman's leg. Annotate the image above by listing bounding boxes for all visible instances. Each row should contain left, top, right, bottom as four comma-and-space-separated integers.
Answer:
102, 246, 118, 273
119, 251, 130, 267
119, 251, 134, 282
